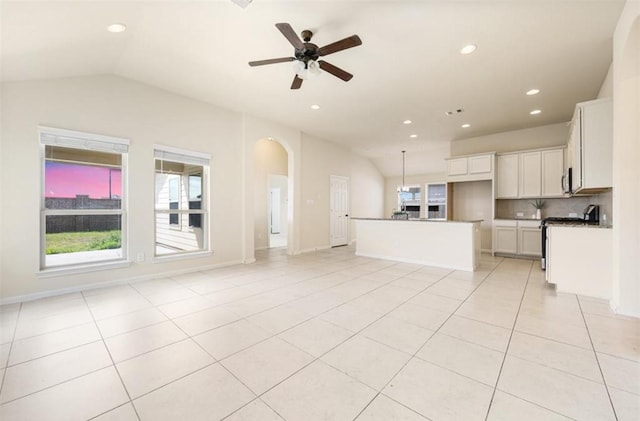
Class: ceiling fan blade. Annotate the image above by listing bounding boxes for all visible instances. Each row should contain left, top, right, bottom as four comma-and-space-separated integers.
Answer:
318, 35, 362, 56
318, 60, 353, 81
276, 23, 304, 50
248, 57, 295, 67
291, 75, 303, 90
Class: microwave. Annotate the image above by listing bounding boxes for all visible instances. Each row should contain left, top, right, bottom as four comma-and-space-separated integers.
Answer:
562, 168, 572, 194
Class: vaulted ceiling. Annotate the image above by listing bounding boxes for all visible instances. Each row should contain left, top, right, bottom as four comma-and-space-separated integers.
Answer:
1, 0, 625, 176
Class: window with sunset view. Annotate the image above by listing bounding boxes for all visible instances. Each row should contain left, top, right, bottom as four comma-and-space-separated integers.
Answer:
40, 127, 129, 269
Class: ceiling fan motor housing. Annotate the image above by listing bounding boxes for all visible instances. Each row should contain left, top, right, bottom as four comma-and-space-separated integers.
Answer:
294, 43, 320, 65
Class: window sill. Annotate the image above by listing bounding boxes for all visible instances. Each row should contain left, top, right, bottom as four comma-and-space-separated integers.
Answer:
153, 250, 212, 263
37, 260, 131, 278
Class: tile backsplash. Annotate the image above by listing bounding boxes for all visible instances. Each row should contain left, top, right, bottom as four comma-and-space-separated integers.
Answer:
495, 189, 613, 225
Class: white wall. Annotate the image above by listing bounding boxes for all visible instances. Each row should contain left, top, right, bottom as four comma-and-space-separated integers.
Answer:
611, 1, 640, 317
450, 123, 569, 156
452, 181, 493, 251
1, 75, 243, 300
0, 75, 386, 301
253, 139, 287, 249
299, 133, 385, 252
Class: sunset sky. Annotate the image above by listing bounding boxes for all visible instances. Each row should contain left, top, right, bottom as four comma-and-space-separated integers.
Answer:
45, 162, 121, 199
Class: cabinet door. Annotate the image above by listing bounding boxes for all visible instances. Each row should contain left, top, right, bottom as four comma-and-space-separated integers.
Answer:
518, 227, 542, 256
494, 226, 518, 254
496, 155, 519, 198
468, 155, 492, 174
447, 158, 468, 176
519, 151, 542, 198
541, 149, 564, 197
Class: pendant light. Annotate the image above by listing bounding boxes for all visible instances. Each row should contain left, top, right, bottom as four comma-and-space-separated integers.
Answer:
397, 150, 409, 193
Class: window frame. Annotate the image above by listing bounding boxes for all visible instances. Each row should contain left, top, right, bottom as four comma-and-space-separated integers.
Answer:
153, 145, 210, 258
39, 126, 129, 271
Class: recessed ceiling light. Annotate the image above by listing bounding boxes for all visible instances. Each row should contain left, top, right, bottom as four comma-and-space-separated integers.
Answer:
526, 88, 540, 96
107, 23, 127, 33
403, 120, 412, 125
409, 134, 418, 138
461, 123, 471, 128
460, 44, 477, 55
530, 109, 542, 115
310, 104, 320, 110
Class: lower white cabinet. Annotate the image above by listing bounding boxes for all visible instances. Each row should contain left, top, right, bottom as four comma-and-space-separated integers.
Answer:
518, 221, 542, 256
546, 225, 612, 299
494, 220, 541, 257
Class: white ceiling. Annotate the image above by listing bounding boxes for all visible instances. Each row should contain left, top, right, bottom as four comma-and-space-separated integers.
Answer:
1, 0, 625, 176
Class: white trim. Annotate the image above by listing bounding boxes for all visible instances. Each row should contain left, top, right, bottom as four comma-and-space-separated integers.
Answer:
39, 126, 129, 152
37, 260, 132, 278
5, 259, 244, 306
153, 250, 213, 263
298, 245, 331, 254
154, 144, 210, 166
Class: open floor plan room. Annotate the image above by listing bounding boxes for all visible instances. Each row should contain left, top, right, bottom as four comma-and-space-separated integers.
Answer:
0, 247, 638, 420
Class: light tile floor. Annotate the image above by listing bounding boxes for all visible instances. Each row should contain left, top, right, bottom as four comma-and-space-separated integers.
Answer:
0, 246, 638, 420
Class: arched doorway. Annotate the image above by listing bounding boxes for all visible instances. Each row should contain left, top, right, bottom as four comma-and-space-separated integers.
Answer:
253, 138, 289, 250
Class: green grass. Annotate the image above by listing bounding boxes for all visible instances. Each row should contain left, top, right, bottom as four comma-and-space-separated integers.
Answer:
46, 230, 121, 255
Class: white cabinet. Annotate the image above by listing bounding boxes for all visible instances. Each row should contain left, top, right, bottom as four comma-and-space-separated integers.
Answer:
541, 149, 564, 197
496, 147, 564, 199
494, 219, 541, 257
517, 220, 542, 256
519, 152, 542, 198
496, 154, 519, 198
446, 154, 493, 182
468, 155, 492, 174
494, 220, 517, 254
447, 158, 468, 176
569, 98, 613, 194
546, 226, 612, 299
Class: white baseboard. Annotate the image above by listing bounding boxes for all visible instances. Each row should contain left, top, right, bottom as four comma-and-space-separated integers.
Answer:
0, 259, 244, 306
298, 245, 331, 254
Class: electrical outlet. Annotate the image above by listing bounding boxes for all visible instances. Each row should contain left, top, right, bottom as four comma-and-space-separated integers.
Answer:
136, 252, 145, 262
569, 212, 578, 217
516, 212, 524, 217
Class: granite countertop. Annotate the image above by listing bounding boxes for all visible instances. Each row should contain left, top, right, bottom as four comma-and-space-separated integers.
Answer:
495, 217, 542, 221
352, 217, 483, 223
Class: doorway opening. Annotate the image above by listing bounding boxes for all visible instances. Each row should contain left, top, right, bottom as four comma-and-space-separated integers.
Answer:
253, 138, 289, 251
269, 174, 288, 248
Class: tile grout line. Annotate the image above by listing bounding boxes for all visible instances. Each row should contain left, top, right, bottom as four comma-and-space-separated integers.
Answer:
0, 302, 23, 400
351, 258, 507, 420
482, 259, 534, 421
219, 261, 455, 420
80, 292, 143, 421
575, 296, 619, 421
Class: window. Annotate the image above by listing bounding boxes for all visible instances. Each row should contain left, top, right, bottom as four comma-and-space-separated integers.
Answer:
40, 127, 129, 269
397, 185, 421, 219
154, 146, 209, 257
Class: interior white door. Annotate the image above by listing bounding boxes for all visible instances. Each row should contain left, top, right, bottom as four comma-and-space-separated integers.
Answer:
270, 188, 281, 234
330, 175, 349, 247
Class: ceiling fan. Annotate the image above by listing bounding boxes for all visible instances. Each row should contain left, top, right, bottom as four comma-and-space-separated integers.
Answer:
249, 23, 362, 90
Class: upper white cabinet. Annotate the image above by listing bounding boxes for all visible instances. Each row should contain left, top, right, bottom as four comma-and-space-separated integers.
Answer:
541, 149, 564, 197
519, 152, 542, 198
446, 153, 493, 182
496, 147, 564, 199
496, 154, 519, 198
568, 98, 613, 194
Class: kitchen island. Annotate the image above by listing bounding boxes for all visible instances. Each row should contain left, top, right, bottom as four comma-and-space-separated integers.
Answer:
353, 218, 482, 271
